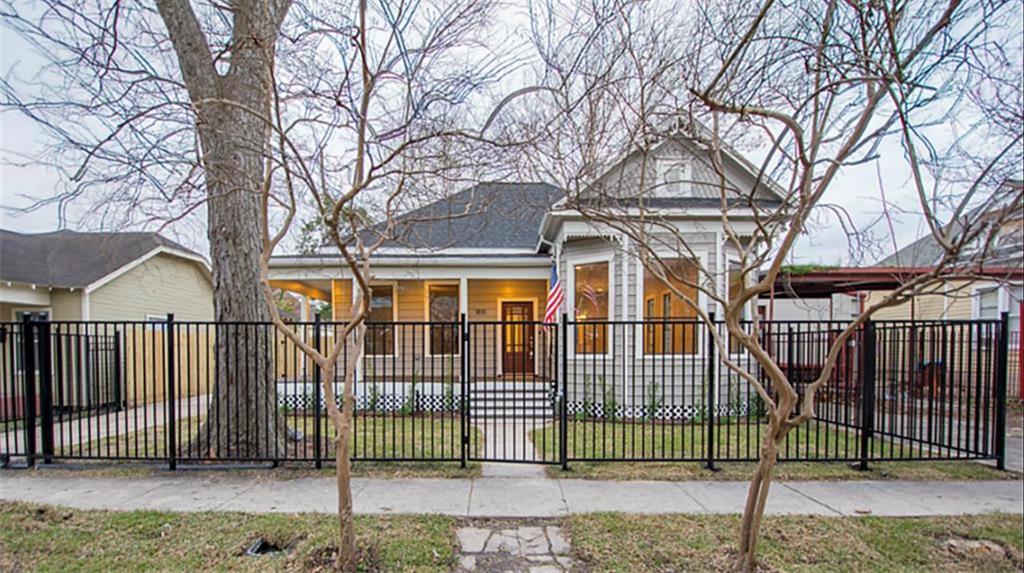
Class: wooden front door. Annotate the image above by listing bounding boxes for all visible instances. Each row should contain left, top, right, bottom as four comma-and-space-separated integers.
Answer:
502, 302, 535, 375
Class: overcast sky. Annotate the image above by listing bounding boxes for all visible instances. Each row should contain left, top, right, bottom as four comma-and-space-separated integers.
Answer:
0, 5, 1008, 265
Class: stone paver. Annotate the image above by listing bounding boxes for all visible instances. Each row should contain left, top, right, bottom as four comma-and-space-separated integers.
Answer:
0, 473, 1021, 517
456, 524, 574, 572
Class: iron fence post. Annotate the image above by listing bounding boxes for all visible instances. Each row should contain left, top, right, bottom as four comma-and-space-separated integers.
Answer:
561, 313, 569, 471
858, 319, 876, 471
460, 313, 468, 468
21, 315, 37, 467
705, 313, 716, 471
165, 314, 176, 471
37, 320, 54, 463
313, 314, 323, 469
995, 311, 1009, 470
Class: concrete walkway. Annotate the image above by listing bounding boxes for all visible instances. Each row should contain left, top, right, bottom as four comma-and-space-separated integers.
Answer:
0, 473, 1020, 518
0, 395, 210, 454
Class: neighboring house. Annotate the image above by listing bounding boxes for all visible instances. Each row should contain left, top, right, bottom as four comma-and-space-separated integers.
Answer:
269, 132, 783, 414
0, 229, 214, 420
0, 229, 213, 323
864, 183, 1023, 335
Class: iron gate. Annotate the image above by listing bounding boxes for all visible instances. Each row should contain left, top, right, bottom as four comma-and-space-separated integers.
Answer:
465, 320, 562, 463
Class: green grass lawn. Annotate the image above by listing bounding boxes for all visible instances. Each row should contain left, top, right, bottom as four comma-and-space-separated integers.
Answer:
0, 501, 456, 572
567, 513, 1024, 572
3, 501, 1020, 573
532, 420, 1019, 481
68, 414, 482, 478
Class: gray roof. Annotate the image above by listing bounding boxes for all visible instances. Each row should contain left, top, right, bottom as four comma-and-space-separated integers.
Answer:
364, 182, 563, 251
0, 229, 204, 288
874, 233, 947, 268
875, 193, 1023, 269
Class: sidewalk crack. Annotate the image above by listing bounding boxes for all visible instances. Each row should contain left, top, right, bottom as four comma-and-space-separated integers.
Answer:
671, 482, 710, 512
780, 482, 844, 516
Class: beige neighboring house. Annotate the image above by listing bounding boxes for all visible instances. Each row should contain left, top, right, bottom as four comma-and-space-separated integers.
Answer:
0, 229, 213, 323
864, 182, 1023, 333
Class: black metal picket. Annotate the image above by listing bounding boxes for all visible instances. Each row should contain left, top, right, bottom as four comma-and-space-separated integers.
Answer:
0, 314, 1010, 470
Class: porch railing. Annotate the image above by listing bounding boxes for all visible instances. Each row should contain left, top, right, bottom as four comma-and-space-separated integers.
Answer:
0, 313, 1011, 470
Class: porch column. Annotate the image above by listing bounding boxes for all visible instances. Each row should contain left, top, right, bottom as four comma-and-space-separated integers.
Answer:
352, 277, 362, 387
459, 277, 469, 318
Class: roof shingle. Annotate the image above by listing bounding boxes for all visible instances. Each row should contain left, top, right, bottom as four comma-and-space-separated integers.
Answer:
0, 229, 203, 288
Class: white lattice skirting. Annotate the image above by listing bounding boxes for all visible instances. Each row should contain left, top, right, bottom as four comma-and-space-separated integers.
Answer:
566, 400, 751, 421
276, 382, 460, 412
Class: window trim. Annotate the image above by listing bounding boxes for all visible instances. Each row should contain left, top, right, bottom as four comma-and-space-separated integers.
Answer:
566, 253, 615, 358
11, 307, 52, 322
365, 281, 399, 357
145, 313, 169, 332
423, 280, 461, 357
494, 297, 540, 377
972, 283, 1011, 320
636, 250, 710, 359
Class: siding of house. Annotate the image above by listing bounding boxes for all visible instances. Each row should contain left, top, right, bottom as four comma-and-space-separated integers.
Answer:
50, 290, 82, 321
866, 281, 981, 321
88, 253, 213, 321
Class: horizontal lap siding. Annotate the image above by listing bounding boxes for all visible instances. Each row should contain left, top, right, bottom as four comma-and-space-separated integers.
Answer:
88, 254, 213, 321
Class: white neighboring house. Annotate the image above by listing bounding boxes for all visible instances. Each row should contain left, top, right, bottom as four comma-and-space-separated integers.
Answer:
0, 229, 213, 323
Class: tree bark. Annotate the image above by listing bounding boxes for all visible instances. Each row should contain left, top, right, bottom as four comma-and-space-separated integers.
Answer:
327, 336, 359, 571
156, 0, 291, 459
737, 421, 786, 572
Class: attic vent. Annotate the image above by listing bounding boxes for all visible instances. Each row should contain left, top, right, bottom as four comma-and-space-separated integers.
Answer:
652, 156, 691, 198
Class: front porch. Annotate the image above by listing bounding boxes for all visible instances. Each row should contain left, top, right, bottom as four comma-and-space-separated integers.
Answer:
271, 275, 554, 379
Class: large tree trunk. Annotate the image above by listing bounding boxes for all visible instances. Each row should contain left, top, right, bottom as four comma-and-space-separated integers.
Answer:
158, 0, 291, 459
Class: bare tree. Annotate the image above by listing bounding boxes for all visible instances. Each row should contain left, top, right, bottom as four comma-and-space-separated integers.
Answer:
244, 0, 516, 568
1, 0, 297, 457
517, 0, 1022, 570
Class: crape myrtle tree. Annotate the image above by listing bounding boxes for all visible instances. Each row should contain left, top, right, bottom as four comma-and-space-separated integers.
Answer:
1, 0, 297, 458
249, 0, 519, 569
517, 0, 1023, 570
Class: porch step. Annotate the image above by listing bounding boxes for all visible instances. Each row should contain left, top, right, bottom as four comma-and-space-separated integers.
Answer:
470, 396, 552, 405
471, 411, 555, 419
470, 392, 552, 401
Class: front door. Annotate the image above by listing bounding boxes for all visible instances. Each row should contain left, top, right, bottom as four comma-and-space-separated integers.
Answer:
501, 302, 534, 375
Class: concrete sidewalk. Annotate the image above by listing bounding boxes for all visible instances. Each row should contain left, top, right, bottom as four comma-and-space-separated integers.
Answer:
0, 472, 1020, 518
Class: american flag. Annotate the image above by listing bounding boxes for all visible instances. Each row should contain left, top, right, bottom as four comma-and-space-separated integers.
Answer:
544, 263, 564, 324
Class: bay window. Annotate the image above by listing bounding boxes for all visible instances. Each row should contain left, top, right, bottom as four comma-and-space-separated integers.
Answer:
643, 258, 698, 354
574, 262, 609, 353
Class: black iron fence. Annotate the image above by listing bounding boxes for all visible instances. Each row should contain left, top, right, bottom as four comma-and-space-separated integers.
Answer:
0, 313, 1011, 470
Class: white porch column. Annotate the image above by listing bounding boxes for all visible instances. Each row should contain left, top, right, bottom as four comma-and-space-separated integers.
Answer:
459, 276, 469, 319
352, 277, 362, 388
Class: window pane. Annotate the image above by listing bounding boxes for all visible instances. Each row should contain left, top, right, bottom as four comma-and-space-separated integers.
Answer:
574, 262, 608, 353
367, 285, 394, 355
643, 258, 698, 354
429, 284, 459, 355
979, 288, 999, 319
